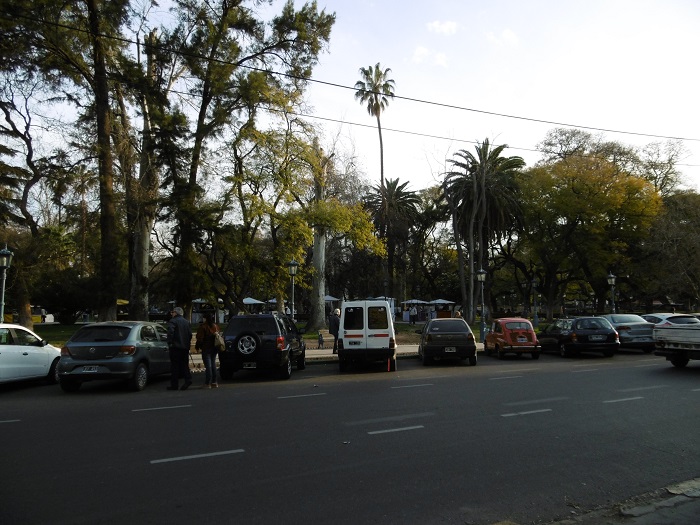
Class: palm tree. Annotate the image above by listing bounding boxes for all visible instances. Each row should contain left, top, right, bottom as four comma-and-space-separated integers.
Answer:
364, 178, 420, 297
445, 139, 525, 321
354, 62, 395, 226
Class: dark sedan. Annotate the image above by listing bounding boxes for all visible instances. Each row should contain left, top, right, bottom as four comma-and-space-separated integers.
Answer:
416, 318, 477, 366
57, 321, 172, 392
599, 314, 655, 352
538, 317, 619, 357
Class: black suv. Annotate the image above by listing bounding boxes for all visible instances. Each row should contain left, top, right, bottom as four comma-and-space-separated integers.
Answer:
219, 313, 306, 380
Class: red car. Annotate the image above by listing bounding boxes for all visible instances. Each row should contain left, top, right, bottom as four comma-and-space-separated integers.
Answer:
484, 317, 540, 359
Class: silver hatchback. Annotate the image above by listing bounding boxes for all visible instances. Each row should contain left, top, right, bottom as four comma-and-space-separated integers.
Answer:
57, 321, 171, 392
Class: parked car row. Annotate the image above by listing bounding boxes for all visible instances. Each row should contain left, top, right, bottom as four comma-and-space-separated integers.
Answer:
2, 310, 696, 391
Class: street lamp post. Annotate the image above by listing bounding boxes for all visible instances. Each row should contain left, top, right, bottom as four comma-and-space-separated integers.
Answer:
532, 278, 539, 328
287, 259, 299, 321
607, 272, 616, 314
0, 245, 14, 322
477, 268, 486, 343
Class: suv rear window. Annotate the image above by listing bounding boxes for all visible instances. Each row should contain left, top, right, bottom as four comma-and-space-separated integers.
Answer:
429, 320, 467, 332
225, 317, 280, 334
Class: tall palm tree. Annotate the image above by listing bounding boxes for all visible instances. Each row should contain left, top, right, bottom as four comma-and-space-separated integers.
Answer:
445, 139, 525, 321
365, 178, 420, 296
354, 62, 395, 228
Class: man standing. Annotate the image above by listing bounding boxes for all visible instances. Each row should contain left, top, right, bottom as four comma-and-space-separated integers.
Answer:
167, 307, 193, 390
329, 308, 341, 354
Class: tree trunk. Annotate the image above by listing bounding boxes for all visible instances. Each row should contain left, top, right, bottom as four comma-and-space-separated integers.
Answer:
87, 0, 118, 322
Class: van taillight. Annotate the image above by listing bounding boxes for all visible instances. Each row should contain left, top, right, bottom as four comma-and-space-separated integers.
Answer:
276, 336, 285, 350
467, 333, 475, 342
119, 346, 137, 355
389, 338, 396, 349
61, 346, 71, 356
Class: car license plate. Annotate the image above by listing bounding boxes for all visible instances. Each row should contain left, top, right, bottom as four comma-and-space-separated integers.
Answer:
349, 341, 361, 346
517, 336, 527, 342
82, 366, 98, 372
445, 347, 456, 353
589, 335, 605, 341
243, 362, 257, 369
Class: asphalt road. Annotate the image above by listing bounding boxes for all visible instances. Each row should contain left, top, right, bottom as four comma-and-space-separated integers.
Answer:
1, 351, 699, 525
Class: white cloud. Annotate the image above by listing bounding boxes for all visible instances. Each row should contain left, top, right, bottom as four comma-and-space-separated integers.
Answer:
486, 28, 520, 47
412, 46, 430, 64
434, 53, 448, 68
427, 20, 458, 35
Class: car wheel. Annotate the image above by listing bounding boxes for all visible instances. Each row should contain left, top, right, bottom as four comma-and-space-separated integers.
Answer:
219, 364, 234, 380
59, 378, 81, 393
670, 356, 689, 368
496, 345, 505, 359
603, 350, 615, 358
279, 357, 292, 379
531, 352, 540, 360
338, 357, 347, 373
559, 344, 570, 357
236, 332, 260, 356
468, 355, 477, 366
129, 362, 149, 391
296, 348, 306, 370
642, 347, 653, 354
47, 358, 59, 384
421, 352, 432, 366
388, 356, 397, 372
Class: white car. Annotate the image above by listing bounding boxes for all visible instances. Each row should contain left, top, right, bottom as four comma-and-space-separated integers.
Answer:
0, 323, 61, 384
641, 313, 700, 327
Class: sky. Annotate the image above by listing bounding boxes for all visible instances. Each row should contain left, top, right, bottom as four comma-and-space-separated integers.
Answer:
280, 0, 700, 192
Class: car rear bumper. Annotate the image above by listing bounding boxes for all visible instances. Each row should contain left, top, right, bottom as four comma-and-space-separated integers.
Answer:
338, 347, 396, 362
499, 344, 540, 353
57, 359, 139, 381
569, 342, 620, 354
219, 349, 291, 370
423, 344, 476, 359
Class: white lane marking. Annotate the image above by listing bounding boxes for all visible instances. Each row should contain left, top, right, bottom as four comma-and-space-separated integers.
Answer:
132, 405, 192, 412
572, 369, 598, 373
634, 363, 662, 368
278, 393, 327, 399
506, 397, 569, 406
489, 375, 523, 380
151, 449, 244, 464
603, 397, 644, 404
346, 412, 435, 426
501, 409, 552, 417
391, 383, 433, 389
368, 425, 424, 435
572, 362, 615, 367
0, 419, 20, 424
618, 385, 667, 392
492, 368, 540, 373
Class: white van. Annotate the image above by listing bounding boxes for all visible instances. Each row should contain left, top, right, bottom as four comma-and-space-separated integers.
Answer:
337, 300, 397, 372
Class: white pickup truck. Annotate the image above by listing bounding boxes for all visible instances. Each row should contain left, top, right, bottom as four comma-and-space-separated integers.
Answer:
653, 325, 700, 368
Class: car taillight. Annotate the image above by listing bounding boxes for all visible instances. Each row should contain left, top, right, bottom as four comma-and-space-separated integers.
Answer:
276, 336, 285, 350
658, 321, 671, 327
389, 337, 396, 349
571, 332, 578, 342
119, 346, 137, 355
467, 333, 475, 342
61, 346, 71, 356
425, 334, 432, 343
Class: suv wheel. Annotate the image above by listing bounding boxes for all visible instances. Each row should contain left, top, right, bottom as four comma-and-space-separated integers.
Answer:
296, 348, 306, 370
237, 332, 260, 356
279, 357, 292, 379
219, 364, 234, 380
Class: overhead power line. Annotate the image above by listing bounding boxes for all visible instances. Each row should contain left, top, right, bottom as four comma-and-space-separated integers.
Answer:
3, 10, 700, 148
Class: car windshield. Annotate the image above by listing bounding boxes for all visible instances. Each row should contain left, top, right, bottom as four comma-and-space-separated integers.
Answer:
575, 318, 611, 330
71, 325, 132, 342
429, 320, 468, 332
504, 321, 532, 330
607, 314, 647, 324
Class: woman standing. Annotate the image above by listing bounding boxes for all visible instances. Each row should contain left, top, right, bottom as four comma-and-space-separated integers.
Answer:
196, 312, 220, 388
